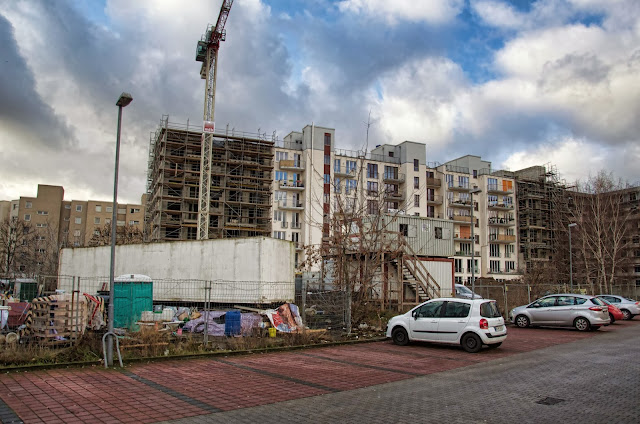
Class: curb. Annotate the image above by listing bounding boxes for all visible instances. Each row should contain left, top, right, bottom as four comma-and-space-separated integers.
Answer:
0, 336, 388, 373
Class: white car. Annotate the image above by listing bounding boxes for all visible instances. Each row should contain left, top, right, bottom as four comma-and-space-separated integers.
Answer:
385, 298, 507, 353
596, 295, 640, 320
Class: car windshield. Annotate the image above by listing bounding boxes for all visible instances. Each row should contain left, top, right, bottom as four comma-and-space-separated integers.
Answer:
458, 285, 473, 294
589, 297, 606, 306
480, 301, 502, 318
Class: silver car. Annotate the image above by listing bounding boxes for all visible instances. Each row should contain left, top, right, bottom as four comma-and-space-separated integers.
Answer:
596, 295, 640, 320
455, 284, 482, 299
509, 294, 610, 331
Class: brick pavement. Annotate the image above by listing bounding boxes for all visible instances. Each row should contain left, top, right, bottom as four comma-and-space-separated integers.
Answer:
0, 321, 637, 423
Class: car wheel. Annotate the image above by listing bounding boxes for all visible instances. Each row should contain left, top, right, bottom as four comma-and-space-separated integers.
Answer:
392, 327, 409, 346
574, 317, 590, 331
621, 309, 632, 320
515, 315, 530, 328
461, 333, 482, 353
487, 342, 502, 349
608, 313, 615, 324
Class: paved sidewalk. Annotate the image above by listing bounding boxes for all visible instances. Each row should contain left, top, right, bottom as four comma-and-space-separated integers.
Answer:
0, 322, 636, 423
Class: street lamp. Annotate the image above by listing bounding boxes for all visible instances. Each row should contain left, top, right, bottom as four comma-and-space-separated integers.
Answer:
568, 223, 577, 292
470, 187, 482, 297
107, 92, 133, 367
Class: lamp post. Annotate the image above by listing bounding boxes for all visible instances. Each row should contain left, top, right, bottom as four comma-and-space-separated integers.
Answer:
107, 92, 133, 367
470, 187, 482, 297
568, 223, 577, 292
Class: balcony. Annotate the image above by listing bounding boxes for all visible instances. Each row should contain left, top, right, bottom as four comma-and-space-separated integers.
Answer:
279, 180, 305, 191
426, 177, 441, 188
334, 167, 357, 178
277, 199, 304, 211
278, 159, 305, 171
488, 217, 516, 226
454, 251, 481, 257
450, 215, 477, 224
294, 241, 303, 251
448, 198, 472, 208
291, 222, 302, 229
489, 234, 516, 243
383, 172, 405, 183
447, 182, 470, 192
487, 183, 514, 195
384, 191, 405, 202
280, 221, 288, 229
426, 195, 443, 205
488, 202, 515, 211
454, 234, 473, 241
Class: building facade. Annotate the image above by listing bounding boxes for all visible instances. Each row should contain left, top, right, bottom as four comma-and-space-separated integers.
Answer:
1, 184, 145, 276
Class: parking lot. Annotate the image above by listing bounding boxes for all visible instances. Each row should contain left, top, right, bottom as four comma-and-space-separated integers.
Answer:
0, 320, 638, 424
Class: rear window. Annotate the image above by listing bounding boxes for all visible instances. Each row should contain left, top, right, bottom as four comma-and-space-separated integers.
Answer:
575, 298, 587, 305
589, 297, 606, 306
480, 301, 502, 318
623, 297, 636, 302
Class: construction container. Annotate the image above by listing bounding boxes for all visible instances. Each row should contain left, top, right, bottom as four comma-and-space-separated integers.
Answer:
224, 310, 241, 336
113, 274, 153, 329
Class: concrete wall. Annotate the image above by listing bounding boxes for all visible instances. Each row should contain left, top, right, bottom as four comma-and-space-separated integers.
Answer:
58, 237, 295, 303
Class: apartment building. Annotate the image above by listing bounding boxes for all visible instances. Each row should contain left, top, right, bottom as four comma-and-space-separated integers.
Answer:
423, 156, 520, 283
273, 125, 431, 267
2, 185, 145, 276
145, 117, 274, 242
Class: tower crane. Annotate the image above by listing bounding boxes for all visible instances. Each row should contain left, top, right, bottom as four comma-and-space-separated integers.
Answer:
195, 0, 233, 240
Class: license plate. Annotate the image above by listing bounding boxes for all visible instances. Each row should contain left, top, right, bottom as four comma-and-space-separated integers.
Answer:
495, 325, 504, 332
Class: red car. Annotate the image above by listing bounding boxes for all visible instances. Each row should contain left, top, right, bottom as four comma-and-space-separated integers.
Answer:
600, 298, 624, 323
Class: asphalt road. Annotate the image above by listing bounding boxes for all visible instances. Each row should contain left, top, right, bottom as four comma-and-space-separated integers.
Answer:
163, 322, 640, 424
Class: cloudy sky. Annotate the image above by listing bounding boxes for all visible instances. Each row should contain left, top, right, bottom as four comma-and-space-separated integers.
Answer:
1, 0, 639, 204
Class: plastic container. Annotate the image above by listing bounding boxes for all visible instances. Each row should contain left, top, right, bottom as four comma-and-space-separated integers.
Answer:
224, 310, 241, 336
268, 327, 276, 338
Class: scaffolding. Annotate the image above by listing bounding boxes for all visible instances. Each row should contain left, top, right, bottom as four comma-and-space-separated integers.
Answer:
146, 116, 275, 242
514, 164, 568, 271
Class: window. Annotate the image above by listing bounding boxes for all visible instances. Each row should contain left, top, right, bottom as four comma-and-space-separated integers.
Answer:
117, 220, 125, 226
24, 214, 31, 221
73, 230, 81, 237
488, 195, 498, 206
76, 205, 82, 212
414, 177, 419, 189
489, 244, 500, 257
105, 219, 111, 225
25, 201, 32, 209
435, 226, 442, 239
532, 297, 556, 307
275, 171, 288, 181
324, 174, 331, 184
414, 159, 419, 171
467, 259, 478, 273
473, 169, 477, 178
367, 200, 378, 215
129, 220, 139, 225
443, 302, 470, 318
506, 261, 515, 272
415, 301, 444, 318
454, 259, 463, 273
275, 151, 288, 161
414, 195, 420, 207
488, 178, 498, 191
65, 204, 71, 209
273, 231, 286, 240
324, 154, 330, 165
445, 174, 453, 188
95, 205, 102, 212
75, 217, 82, 224
367, 163, 378, 179
427, 206, 435, 218
334, 159, 341, 172
458, 176, 469, 189
346, 160, 356, 174
367, 181, 378, 195
324, 133, 331, 146
384, 166, 398, 179
334, 178, 342, 193
94, 230, 100, 236
490, 260, 500, 273
37, 210, 48, 215
130, 208, 140, 213
118, 208, 126, 214
480, 301, 501, 318
274, 210, 284, 222
505, 244, 515, 258
388, 151, 394, 158
106, 206, 113, 213
94, 217, 100, 224
346, 180, 357, 194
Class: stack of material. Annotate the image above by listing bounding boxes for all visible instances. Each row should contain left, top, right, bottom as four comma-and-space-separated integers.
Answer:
31, 294, 88, 343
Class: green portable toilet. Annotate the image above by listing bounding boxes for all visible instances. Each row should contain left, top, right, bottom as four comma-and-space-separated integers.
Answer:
15, 278, 39, 302
113, 274, 153, 329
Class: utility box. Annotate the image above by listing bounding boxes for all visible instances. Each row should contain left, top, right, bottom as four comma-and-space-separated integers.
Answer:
113, 274, 153, 329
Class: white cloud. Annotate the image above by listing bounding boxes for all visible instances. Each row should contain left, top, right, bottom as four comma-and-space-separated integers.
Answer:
471, 1, 526, 29
338, 0, 464, 25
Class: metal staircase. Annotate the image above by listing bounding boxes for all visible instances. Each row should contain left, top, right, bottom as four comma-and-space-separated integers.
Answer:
395, 240, 441, 303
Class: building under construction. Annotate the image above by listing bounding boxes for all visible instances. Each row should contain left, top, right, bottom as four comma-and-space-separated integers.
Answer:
514, 165, 568, 272
146, 116, 274, 242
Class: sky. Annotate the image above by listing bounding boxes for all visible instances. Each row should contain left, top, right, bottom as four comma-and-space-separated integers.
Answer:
1, 0, 639, 204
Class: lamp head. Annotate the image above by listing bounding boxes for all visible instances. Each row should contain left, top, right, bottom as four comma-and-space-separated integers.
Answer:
568, 223, 577, 228
116, 92, 133, 107
470, 187, 482, 194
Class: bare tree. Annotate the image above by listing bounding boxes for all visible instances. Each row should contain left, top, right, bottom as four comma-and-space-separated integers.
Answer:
0, 217, 36, 277
569, 171, 635, 293
88, 223, 143, 247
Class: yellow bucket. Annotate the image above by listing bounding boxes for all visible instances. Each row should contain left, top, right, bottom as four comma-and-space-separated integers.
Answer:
268, 327, 277, 338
